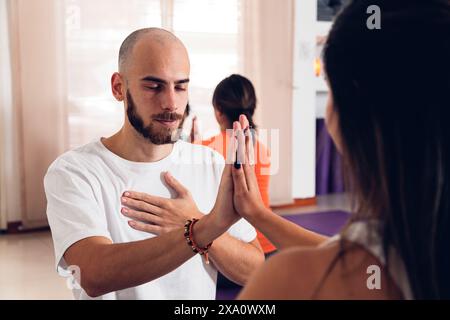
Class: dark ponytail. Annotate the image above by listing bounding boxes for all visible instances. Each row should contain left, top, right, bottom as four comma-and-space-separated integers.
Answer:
212, 74, 258, 129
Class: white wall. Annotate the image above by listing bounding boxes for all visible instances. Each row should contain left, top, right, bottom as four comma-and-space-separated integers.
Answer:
291, 0, 317, 199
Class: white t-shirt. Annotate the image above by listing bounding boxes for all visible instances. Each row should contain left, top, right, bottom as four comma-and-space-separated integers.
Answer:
44, 139, 256, 300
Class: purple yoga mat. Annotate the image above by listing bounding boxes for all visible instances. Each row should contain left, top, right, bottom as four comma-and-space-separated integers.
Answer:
215, 210, 351, 300
282, 210, 350, 237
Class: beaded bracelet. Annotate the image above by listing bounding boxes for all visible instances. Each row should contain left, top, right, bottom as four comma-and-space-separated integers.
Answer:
184, 218, 212, 264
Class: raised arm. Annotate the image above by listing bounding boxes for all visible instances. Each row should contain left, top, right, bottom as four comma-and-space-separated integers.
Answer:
231, 116, 328, 249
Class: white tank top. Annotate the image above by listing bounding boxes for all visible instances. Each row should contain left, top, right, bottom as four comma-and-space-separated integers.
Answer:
321, 221, 414, 299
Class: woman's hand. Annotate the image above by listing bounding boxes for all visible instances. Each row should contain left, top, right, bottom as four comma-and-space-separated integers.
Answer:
231, 116, 269, 222
121, 172, 203, 235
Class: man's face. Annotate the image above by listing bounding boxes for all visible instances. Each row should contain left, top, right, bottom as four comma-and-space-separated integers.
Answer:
123, 38, 190, 145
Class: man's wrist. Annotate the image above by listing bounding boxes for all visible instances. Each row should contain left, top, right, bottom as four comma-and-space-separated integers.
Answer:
206, 208, 234, 233
192, 210, 205, 220
192, 212, 228, 248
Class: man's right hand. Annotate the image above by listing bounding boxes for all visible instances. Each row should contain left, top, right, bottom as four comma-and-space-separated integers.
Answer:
208, 163, 241, 231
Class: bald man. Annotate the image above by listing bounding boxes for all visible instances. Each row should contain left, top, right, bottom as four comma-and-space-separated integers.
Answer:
44, 28, 264, 300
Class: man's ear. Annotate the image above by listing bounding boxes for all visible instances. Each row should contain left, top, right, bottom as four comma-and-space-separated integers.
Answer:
111, 72, 125, 101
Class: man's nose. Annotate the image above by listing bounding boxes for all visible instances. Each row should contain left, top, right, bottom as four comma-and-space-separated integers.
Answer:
161, 87, 177, 112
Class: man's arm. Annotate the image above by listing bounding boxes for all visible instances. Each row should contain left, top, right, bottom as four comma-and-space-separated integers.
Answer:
230, 117, 328, 250
64, 213, 227, 298
126, 209, 265, 286
208, 235, 264, 286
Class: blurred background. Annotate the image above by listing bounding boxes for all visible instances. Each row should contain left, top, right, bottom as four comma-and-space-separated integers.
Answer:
0, 0, 349, 299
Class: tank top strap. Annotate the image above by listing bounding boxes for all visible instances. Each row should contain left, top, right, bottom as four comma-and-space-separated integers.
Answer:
320, 221, 413, 299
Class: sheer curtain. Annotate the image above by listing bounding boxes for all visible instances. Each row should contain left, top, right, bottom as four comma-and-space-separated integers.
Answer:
0, 0, 14, 229
5, 0, 67, 228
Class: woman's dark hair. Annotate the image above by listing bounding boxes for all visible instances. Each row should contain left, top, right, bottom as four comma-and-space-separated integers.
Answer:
212, 74, 257, 129
323, 0, 450, 299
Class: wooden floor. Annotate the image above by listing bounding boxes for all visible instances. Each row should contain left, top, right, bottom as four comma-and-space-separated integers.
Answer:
273, 192, 350, 216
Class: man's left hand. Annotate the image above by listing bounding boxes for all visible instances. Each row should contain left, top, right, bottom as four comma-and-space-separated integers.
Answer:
121, 172, 203, 235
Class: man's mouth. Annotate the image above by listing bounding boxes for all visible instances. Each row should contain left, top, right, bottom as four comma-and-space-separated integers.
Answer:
154, 119, 179, 128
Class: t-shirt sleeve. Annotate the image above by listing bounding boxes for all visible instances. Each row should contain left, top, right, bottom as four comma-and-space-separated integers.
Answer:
44, 159, 112, 276
227, 218, 258, 243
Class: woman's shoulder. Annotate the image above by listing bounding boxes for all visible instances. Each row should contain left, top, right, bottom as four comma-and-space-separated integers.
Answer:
239, 240, 403, 300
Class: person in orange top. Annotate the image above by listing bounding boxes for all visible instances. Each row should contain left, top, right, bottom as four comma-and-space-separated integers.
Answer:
192, 74, 276, 257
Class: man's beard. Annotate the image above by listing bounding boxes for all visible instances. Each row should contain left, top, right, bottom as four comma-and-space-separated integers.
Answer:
126, 89, 186, 145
